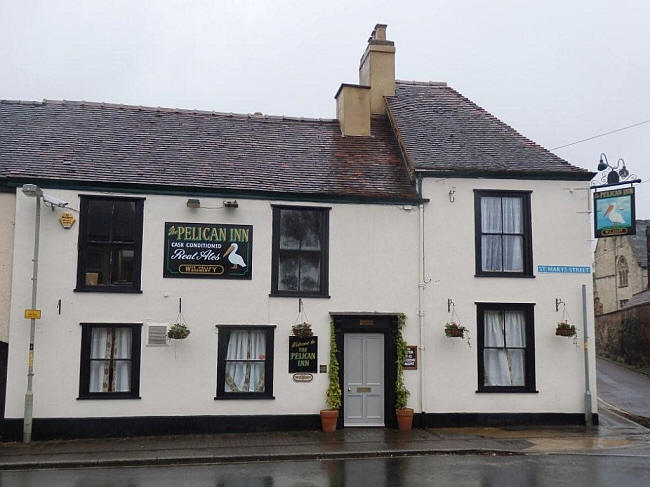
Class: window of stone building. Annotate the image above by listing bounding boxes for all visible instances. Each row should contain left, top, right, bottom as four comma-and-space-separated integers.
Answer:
617, 256, 629, 288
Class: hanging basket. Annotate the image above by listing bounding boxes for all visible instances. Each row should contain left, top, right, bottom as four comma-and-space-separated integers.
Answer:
555, 322, 576, 337
444, 322, 466, 338
168, 323, 190, 340
292, 322, 313, 338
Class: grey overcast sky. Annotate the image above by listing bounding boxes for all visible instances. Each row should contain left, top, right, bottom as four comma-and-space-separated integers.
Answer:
2, 0, 649, 217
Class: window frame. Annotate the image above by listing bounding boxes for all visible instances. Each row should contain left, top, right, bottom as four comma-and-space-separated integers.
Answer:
476, 303, 537, 393
215, 325, 275, 400
78, 323, 142, 400
270, 205, 330, 298
75, 195, 145, 293
474, 190, 533, 278
617, 256, 629, 288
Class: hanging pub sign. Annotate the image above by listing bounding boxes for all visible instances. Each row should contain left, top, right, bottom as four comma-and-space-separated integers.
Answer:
594, 187, 636, 238
289, 336, 318, 373
163, 222, 253, 279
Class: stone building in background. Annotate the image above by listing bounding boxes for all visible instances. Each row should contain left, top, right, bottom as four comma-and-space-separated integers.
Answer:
593, 220, 650, 314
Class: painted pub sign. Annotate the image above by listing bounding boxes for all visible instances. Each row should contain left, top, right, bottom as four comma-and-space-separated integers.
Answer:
164, 222, 253, 279
289, 336, 318, 373
594, 187, 636, 238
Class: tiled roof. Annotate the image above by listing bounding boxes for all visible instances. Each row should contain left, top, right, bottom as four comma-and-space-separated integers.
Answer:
629, 220, 650, 269
386, 81, 593, 180
0, 100, 417, 202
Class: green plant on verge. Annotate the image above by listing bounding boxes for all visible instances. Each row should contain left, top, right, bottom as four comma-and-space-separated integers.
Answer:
326, 321, 342, 409
395, 313, 410, 409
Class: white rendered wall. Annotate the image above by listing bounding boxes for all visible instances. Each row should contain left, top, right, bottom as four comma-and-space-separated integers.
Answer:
0, 192, 15, 344
5, 190, 420, 418
420, 177, 597, 415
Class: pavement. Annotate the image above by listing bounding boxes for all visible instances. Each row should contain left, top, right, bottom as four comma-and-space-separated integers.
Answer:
0, 411, 649, 470
0, 358, 648, 471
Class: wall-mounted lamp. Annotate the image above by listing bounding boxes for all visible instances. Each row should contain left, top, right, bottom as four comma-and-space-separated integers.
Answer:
595, 153, 635, 185
186, 199, 201, 209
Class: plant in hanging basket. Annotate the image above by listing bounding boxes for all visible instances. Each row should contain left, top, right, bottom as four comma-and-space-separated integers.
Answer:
168, 323, 190, 340
555, 321, 576, 337
444, 321, 467, 338
292, 322, 313, 338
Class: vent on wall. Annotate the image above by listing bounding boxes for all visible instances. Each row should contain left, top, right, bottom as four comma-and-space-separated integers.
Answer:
147, 325, 168, 346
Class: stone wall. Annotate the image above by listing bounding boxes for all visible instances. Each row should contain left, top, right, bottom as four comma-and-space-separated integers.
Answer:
595, 305, 650, 367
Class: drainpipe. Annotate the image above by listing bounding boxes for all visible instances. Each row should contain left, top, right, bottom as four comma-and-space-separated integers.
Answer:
417, 175, 426, 425
582, 284, 593, 428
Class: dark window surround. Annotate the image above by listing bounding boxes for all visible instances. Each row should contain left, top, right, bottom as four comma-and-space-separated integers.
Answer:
476, 303, 537, 393
270, 205, 330, 298
78, 323, 142, 400
474, 190, 533, 278
215, 325, 275, 400
75, 195, 145, 293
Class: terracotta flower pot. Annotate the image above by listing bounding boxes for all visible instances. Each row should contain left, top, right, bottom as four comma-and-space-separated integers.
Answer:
396, 407, 414, 431
320, 409, 339, 432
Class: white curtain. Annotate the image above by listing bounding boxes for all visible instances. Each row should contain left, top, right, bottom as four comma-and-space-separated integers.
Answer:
89, 327, 131, 393
483, 311, 526, 386
225, 330, 266, 393
481, 196, 524, 272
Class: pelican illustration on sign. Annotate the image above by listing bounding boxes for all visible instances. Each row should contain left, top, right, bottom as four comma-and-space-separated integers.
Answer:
223, 243, 247, 269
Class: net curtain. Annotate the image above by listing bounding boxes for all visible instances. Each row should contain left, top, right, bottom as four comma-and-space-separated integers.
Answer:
225, 330, 266, 393
481, 196, 524, 272
89, 327, 132, 392
483, 310, 526, 386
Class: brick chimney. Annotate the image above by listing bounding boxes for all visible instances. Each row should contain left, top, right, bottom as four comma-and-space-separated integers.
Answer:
335, 24, 396, 136
359, 24, 396, 115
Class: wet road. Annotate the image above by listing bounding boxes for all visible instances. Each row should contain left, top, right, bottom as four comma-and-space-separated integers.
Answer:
1, 454, 650, 487
597, 357, 650, 418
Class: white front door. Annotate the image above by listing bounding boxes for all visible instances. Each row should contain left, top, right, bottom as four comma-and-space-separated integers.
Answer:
343, 333, 384, 426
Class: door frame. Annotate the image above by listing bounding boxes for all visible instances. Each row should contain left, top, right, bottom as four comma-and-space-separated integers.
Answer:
331, 313, 398, 429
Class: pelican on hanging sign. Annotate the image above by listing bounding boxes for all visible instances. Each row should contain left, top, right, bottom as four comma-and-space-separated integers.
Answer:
223, 243, 247, 269
604, 203, 626, 226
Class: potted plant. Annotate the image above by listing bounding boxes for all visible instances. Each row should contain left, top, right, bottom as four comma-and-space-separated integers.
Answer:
292, 322, 313, 338
395, 313, 413, 430
168, 322, 190, 340
321, 322, 341, 432
556, 321, 576, 337
444, 321, 467, 338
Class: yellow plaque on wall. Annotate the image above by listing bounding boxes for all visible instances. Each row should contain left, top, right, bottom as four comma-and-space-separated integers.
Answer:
59, 212, 76, 229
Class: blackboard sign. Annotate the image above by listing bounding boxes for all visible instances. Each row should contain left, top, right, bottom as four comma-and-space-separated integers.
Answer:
164, 222, 253, 279
289, 336, 318, 373
403, 345, 417, 370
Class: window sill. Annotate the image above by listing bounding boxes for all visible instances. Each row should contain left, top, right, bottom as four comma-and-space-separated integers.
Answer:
74, 287, 143, 294
474, 274, 535, 279
476, 389, 539, 394
269, 293, 330, 299
214, 395, 276, 400
77, 395, 142, 400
